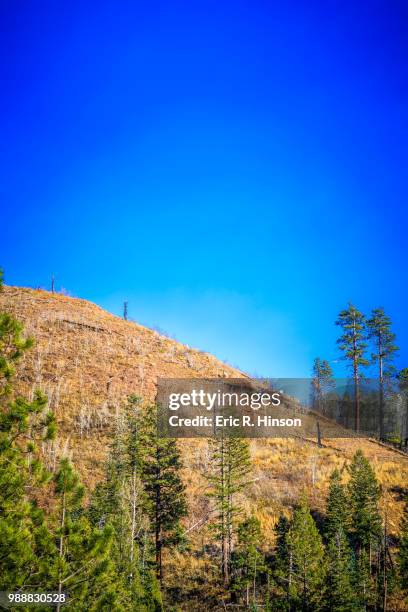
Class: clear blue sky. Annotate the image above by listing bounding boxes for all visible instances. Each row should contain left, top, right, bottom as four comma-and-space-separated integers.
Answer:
1, 0, 407, 377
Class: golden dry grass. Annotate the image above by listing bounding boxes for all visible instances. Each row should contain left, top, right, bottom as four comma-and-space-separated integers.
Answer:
1, 285, 407, 549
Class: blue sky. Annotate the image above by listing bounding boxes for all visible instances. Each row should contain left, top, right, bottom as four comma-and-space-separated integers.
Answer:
1, 0, 407, 377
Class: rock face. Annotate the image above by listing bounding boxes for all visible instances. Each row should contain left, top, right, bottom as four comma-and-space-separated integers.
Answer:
0, 286, 246, 484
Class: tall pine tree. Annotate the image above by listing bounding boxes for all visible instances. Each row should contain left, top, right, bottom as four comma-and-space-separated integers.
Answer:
89, 398, 163, 610
138, 403, 187, 583
207, 433, 251, 584
336, 304, 369, 432
366, 308, 398, 440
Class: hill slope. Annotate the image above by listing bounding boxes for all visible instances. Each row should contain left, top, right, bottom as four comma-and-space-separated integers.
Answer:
1, 285, 407, 548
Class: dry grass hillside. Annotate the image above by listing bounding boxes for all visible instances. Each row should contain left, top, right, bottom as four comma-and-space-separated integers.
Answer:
1, 285, 408, 573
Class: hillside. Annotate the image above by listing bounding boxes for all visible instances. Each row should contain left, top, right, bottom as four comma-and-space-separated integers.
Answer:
1, 285, 408, 588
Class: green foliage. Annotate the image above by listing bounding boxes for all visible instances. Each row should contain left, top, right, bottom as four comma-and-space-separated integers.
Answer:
138, 403, 187, 583
53, 458, 116, 611
89, 397, 163, 610
325, 469, 349, 540
367, 308, 398, 440
367, 308, 398, 373
398, 495, 408, 601
326, 529, 358, 612
311, 357, 335, 414
231, 515, 266, 607
207, 434, 251, 583
336, 304, 369, 432
285, 499, 326, 611
0, 302, 56, 592
0, 311, 34, 398
336, 304, 368, 367
347, 450, 381, 550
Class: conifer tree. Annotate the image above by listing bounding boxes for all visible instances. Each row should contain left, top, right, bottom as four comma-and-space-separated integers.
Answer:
325, 469, 349, 540
285, 499, 326, 611
397, 368, 408, 449
367, 308, 398, 440
353, 548, 375, 611
325, 470, 357, 611
231, 515, 266, 607
326, 528, 357, 612
336, 304, 369, 432
207, 433, 251, 584
311, 357, 335, 415
0, 289, 56, 591
398, 495, 408, 602
89, 398, 163, 610
138, 403, 187, 583
347, 450, 381, 552
53, 458, 115, 611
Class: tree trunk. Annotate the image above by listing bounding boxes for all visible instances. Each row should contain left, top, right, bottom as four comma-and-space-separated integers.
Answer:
379, 335, 384, 441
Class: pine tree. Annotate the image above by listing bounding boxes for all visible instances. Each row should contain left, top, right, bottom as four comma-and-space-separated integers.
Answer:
325, 470, 357, 611
138, 403, 187, 583
0, 310, 33, 398
326, 528, 358, 612
0, 392, 56, 591
347, 450, 381, 552
0, 292, 56, 591
207, 433, 251, 584
273, 502, 326, 610
367, 308, 398, 440
336, 304, 369, 432
397, 368, 408, 449
347, 450, 382, 610
325, 469, 349, 540
312, 357, 335, 415
353, 548, 375, 611
53, 458, 115, 611
285, 499, 326, 611
231, 515, 266, 607
398, 495, 408, 602
89, 398, 163, 610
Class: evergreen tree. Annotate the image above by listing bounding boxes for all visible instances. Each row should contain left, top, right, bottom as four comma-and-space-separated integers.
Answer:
207, 433, 251, 584
0, 309, 33, 398
347, 450, 381, 552
231, 515, 266, 607
324, 469, 359, 611
397, 368, 408, 449
285, 499, 326, 611
0, 292, 56, 591
53, 458, 116, 611
89, 398, 163, 610
367, 308, 398, 440
325, 469, 349, 540
138, 403, 187, 583
326, 528, 358, 612
336, 304, 369, 432
398, 495, 408, 602
0, 392, 56, 591
311, 357, 335, 415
